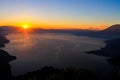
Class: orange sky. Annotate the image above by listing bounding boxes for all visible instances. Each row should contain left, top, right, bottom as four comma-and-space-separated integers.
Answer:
0, 0, 119, 30
0, 19, 110, 30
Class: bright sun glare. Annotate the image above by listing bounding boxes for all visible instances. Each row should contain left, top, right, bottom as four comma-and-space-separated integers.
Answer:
22, 24, 28, 29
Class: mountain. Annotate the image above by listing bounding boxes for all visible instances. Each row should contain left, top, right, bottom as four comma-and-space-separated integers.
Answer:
1, 24, 120, 39
0, 26, 93, 36
0, 26, 45, 35
100, 24, 120, 34
0, 26, 18, 35
88, 24, 120, 39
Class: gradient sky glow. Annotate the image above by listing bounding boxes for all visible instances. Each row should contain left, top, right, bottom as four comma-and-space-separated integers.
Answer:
0, 0, 120, 29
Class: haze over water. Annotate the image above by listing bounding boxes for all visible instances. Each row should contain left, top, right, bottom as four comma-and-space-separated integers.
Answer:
3, 32, 115, 76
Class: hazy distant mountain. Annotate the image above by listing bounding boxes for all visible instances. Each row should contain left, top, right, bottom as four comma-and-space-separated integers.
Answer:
0, 26, 45, 35
0, 26, 93, 36
47, 29, 92, 35
88, 24, 120, 39
100, 24, 120, 34
0, 26, 18, 35
1, 24, 120, 39
48, 24, 120, 39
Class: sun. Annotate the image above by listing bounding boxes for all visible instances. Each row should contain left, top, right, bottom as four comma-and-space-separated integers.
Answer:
22, 24, 29, 29
20, 24, 32, 32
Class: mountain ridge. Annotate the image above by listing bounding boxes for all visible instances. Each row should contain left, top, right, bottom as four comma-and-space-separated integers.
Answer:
100, 24, 120, 34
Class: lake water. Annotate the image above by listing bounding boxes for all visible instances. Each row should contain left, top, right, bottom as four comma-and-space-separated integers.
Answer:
4, 32, 115, 76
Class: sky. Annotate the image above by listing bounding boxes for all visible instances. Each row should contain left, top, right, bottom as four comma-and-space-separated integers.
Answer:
0, 0, 119, 29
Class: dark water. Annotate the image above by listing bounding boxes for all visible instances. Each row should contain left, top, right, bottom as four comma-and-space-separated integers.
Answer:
4, 32, 115, 76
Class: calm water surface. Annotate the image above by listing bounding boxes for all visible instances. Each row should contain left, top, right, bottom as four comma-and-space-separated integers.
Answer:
4, 32, 115, 76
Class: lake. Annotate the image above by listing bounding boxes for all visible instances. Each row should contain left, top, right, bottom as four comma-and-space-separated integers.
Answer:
4, 32, 115, 76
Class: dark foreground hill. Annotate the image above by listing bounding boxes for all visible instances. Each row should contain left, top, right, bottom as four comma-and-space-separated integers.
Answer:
0, 35, 16, 80
14, 66, 120, 80
15, 66, 101, 80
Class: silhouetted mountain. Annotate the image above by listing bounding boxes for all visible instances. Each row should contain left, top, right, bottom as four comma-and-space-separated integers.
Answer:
0, 26, 18, 35
99, 24, 120, 36
47, 24, 120, 39
87, 38, 120, 65
100, 24, 120, 34
1, 24, 120, 39
85, 24, 120, 39
46, 29, 92, 35
0, 26, 45, 36
0, 26, 94, 36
